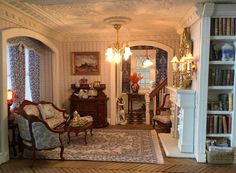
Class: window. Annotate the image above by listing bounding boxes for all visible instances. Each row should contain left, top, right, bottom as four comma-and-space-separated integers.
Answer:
135, 56, 151, 88
7, 46, 32, 101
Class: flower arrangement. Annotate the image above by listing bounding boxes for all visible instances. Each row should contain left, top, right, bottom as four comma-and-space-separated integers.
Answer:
129, 72, 143, 84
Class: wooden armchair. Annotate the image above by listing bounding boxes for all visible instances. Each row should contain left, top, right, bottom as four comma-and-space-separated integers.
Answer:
152, 93, 171, 132
16, 108, 65, 160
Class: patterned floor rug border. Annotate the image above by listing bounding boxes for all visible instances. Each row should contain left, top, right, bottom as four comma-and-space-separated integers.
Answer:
24, 129, 164, 164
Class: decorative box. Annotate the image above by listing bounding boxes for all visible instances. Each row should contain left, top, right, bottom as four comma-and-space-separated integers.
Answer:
206, 150, 234, 164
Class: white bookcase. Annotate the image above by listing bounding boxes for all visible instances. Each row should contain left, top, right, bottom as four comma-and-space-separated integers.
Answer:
205, 17, 236, 156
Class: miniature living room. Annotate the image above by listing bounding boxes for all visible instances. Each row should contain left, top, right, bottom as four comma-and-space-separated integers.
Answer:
0, 0, 236, 173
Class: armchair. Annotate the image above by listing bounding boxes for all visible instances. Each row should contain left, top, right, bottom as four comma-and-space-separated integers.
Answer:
16, 109, 65, 160
152, 93, 171, 132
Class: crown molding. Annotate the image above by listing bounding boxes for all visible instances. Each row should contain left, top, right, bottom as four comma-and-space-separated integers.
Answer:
176, 5, 200, 34
196, 3, 215, 17
0, 1, 64, 41
62, 33, 179, 42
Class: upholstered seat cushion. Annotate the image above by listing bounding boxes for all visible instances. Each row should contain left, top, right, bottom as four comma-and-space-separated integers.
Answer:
70, 115, 93, 127
153, 115, 171, 124
80, 115, 93, 122
45, 115, 66, 129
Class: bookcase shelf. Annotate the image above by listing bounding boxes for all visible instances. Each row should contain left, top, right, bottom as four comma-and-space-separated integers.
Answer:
208, 86, 234, 90
207, 110, 233, 114
206, 134, 231, 138
209, 61, 235, 65
210, 36, 236, 40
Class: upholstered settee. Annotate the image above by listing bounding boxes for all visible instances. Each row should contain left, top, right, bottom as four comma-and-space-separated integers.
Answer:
18, 100, 70, 130
16, 107, 65, 160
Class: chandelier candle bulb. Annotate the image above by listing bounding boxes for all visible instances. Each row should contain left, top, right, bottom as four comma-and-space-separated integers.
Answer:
170, 56, 179, 72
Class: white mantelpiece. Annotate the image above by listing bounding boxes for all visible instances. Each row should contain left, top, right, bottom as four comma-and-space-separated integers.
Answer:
167, 86, 195, 153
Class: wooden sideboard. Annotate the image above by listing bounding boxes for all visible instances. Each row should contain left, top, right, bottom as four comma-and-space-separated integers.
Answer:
70, 84, 109, 128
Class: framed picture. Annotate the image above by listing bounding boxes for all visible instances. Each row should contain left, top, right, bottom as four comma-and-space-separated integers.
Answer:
71, 52, 100, 75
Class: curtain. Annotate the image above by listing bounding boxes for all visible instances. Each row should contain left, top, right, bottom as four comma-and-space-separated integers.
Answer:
9, 43, 25, 107
29, 50, 40, 102
155, 49, 168, 85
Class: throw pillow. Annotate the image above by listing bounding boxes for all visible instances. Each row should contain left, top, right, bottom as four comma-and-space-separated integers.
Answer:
38, 104, 55, 120
23, 105, 40, 117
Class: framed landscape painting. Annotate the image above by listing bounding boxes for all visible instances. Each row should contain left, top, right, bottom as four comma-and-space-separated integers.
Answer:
71, 52, 100, 75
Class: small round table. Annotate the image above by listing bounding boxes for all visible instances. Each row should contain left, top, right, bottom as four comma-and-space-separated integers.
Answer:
67, 121, 93, 145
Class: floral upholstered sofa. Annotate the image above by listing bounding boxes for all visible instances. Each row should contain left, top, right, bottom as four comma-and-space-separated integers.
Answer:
18, 100, 70, 130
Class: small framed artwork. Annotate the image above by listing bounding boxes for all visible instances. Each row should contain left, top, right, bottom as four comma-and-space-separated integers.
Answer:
71, 52, 100, 75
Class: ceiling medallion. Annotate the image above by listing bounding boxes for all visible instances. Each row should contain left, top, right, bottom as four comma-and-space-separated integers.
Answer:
104, 16, 131, 26
104, 16, 132, 64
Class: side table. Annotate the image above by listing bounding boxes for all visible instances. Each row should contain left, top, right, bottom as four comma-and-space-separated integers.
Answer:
8, 120, 21, 156
67, 121, 93, 145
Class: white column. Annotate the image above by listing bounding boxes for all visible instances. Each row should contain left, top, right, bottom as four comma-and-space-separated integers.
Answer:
145, 92, 150, 125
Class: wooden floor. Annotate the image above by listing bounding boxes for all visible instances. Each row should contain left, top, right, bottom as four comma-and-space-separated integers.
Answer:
1, 125, 236, 173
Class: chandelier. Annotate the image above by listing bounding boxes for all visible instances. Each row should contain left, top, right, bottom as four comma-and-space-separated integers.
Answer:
104, 16, 132, 64
142, 50, 153, 68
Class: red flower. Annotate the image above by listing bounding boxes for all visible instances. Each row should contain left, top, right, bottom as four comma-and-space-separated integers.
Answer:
129, 72, 143, 84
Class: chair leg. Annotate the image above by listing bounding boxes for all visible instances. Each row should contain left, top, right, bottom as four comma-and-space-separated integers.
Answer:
20, 147, 24, 159
60, 145, 65, 161
153, 120, 156, 128
32, 148, 36, 161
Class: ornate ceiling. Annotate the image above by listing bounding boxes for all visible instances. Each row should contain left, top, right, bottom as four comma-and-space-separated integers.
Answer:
3, 0, 236, 39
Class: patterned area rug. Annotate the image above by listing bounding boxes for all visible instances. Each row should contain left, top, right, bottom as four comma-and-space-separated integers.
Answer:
24, 129, 164, 164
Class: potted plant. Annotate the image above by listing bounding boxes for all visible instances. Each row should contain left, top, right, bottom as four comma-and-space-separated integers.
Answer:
129, 72, 143, 93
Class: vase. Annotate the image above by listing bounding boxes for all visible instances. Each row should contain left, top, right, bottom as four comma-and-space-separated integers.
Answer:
131, 83, 139, 93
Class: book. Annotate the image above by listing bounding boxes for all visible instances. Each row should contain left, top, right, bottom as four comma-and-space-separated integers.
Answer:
226, 18, 231, 35
222, 116, 228, 133
215, 18, 219, 36
214, 115, 218, 133
218, 116, 223, 134
228, 116, 232, 133
211, 18, 215, 35
228, 93, 233, 111
230, 18, 234, 35
209, 115, 214, 134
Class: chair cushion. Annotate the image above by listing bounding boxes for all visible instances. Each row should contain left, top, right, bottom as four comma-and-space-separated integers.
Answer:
80, 115, 93, 122
156, 115, 171, 124
38, 104, 55, 120
45, 115, 65, 129
23, 105, 40, 118
70, 118, 89, 127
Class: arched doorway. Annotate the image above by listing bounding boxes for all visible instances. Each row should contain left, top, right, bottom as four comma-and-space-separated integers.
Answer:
0, 28, 60, 163
115, 40, 174, 125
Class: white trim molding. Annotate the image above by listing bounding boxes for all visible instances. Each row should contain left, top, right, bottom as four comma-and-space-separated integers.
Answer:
0, 1, 63, 41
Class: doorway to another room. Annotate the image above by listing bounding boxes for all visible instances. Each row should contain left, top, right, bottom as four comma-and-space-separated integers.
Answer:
121, 45, 168, 125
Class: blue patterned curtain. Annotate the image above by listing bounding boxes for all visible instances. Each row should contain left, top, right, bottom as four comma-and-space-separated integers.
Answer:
9, 43, 25, 107
29, 50, 40, 102
155, 49, 168, 85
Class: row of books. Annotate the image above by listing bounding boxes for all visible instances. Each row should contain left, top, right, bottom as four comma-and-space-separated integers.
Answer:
207, 115, 232, 134
208, 69, 234, 86
208, 93, 233, 111
209, 43, 235, 61
211, 18, 236, 36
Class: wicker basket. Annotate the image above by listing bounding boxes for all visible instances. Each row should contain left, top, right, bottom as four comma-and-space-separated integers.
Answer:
206, 150, 234, 164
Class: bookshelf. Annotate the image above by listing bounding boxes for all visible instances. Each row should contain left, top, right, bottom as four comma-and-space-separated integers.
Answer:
206, 16, 236, 154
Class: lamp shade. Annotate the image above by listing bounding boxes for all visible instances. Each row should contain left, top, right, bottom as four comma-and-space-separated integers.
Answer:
7, 89, 16, 104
